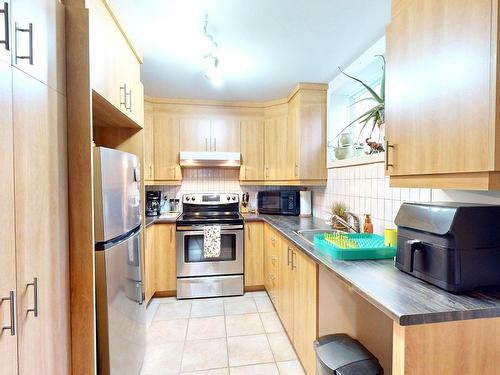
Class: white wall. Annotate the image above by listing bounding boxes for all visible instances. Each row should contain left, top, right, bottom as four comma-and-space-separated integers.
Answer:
312, 162, 500, 235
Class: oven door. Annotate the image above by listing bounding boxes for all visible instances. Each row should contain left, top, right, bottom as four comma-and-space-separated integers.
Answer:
176, 226, 244, 277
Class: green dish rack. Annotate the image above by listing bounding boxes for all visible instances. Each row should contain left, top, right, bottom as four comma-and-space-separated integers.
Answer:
313, 233, 396, 260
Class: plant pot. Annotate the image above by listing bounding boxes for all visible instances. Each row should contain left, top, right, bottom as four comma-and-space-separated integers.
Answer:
334, 145, 354, 160
339, 132, 354, 146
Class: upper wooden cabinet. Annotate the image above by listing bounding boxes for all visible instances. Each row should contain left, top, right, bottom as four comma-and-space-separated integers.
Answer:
240, 119, 265, 181
287, 88, 327, 181
143, 83, 327, 186
385, 0, 500, 190
144, 101, 154, 180
154, 112, 181, 181
179, 118, 240, 152
9, 0, 65, 94
179, 118, 211, 152
264, 104, 289, 180
88, 0, 144, 127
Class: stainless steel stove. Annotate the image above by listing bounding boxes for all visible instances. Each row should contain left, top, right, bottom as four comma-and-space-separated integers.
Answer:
176, 193, 244, 299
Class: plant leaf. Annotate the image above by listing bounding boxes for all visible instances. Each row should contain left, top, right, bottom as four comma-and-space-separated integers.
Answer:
376, 55, 386, 102
349, 97, 377, 107
338, 66, 383, 103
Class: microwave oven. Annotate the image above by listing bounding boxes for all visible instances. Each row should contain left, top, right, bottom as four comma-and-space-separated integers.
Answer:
257, 191, 300, 216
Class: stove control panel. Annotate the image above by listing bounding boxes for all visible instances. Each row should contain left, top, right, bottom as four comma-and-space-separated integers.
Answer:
182, 193, 239, 205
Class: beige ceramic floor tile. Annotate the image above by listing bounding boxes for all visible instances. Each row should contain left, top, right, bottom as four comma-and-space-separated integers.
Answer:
267, 333, 297, 362
140, 341, 184, 375
243, 291, 267, 298
147, 319, 188, 343
276, 360, 306, 375
224, 296, 257, 315
260, 312, 284, 333
190, 298, 225, 318
225, 313, 264, 337
227, 334, 274, 367
186, 316, 226, 340
181, 368, 229, 375
230, 363, 279, 375
254, 296, 274, 313
154, 301, 192, 321
181, 338, 228, 372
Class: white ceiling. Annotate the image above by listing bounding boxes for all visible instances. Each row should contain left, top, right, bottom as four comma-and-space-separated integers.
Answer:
110, 0, 391, 101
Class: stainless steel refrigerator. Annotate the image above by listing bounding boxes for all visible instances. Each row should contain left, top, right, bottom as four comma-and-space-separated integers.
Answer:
94, 147, 145, 375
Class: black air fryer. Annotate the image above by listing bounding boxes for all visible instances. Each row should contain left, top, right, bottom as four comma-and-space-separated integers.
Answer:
394, 202, 500, 292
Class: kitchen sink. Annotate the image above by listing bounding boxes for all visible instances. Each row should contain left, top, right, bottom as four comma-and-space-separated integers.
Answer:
294, 229, 346, 245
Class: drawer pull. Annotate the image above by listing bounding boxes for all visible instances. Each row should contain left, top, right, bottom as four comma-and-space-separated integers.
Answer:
292, 252, 297, 270
15, 22, 33, 65
1, 290, 16, 336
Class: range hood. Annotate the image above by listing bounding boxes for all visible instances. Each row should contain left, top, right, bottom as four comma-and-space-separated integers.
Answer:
179, 151, 241, 168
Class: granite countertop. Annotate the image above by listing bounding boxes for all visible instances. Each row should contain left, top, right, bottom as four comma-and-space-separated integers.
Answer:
243, 213, 500, 326
145, 213, 181, 228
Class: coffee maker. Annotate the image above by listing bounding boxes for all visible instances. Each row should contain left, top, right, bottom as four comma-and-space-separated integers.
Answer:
146, 191, 161, 217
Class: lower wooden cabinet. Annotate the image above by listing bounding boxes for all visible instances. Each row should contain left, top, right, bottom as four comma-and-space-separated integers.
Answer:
144, 225, 156, 303
155, 223, 177, 293
244, 222, 265, 287
263, 223, 318, 375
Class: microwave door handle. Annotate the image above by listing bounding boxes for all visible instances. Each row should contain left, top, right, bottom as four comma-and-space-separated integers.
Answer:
404, 240, 421, 273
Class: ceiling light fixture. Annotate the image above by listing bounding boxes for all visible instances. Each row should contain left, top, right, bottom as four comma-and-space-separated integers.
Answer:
203, 14, 223, 87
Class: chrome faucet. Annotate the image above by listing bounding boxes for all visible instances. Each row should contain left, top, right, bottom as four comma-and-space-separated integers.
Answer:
331, 212, 360, 233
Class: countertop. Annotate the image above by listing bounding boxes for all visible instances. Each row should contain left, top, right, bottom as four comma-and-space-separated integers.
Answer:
243, 213, 500, 326
145, 213, 180, 228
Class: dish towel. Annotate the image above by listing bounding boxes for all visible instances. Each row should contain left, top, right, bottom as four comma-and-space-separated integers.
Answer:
203, 225, 221, 258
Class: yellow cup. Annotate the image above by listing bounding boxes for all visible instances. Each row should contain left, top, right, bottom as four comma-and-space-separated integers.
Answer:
384, 229, 398, 247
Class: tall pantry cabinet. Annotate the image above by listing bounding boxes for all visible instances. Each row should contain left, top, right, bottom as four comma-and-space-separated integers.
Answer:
0, 1, 70, 375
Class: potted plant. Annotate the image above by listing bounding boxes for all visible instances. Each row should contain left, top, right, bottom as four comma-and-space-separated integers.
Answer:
329, 55, 386, 155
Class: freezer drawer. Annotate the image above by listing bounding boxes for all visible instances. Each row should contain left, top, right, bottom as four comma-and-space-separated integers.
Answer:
177, 275, 244, 299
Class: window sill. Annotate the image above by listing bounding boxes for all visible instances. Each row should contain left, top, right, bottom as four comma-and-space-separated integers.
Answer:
328, 152, 385, 168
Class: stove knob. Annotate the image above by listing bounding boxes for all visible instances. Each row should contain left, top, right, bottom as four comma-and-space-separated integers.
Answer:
186, 197, 190, 201
227, 196, 231, 201
232, 196, 236, 201
191, 196, 195, 201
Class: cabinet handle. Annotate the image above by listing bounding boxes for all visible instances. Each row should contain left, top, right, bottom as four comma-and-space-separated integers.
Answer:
0, 2, 9, 51
27, 277, 39, 317
244, 166, 247, 180
214, 138, 216, 151
265, 167, 269, 178
292, 252, 297, 270
384, 140, 394, 171
294, 164, 298, 177
247, 225, 251, 240
287, 246, 292, 266
148, 165, 152, 179
126, 88, 132, 112
205, 138, 208, 151
14, 22, 33, 65
173, 167, 176, 180
120, 84, 127, 109
1, 290, 16, 336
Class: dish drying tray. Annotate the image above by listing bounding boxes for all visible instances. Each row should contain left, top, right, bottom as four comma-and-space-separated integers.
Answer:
313, 233, 396, 260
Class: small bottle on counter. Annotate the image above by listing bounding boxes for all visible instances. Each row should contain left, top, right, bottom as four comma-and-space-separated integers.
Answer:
363, 214, 373, 233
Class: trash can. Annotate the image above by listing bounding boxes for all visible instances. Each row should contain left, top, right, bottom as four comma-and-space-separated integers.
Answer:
314, 334, 383, 375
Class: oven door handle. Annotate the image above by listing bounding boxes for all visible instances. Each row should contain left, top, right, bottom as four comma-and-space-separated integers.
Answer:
177, 225, 244, 231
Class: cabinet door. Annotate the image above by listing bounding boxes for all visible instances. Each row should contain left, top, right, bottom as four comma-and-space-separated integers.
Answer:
11, 0, 65, 94
154, 113, 181, 181
385, 0, 491, 176
144, 225, 156, 303
130, 80, 144, 127
180, 118, 211, 152
0, 0, 10, 64
265, 115, 288, 180
279, 242, 294, 336
144, 105, 154, 180
155, 224, 176, 292
210, 118, 240, 152
264, 224, 279, 304
240, 119, 264, 180
13, 69, 70, 375
244, 222, 264, 287
0, 60, 17, 375
292, 251, 317, 375
287, 99, 300, 179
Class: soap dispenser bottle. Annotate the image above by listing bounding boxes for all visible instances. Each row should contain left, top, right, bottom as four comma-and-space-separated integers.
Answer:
363, 214, 373, 233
